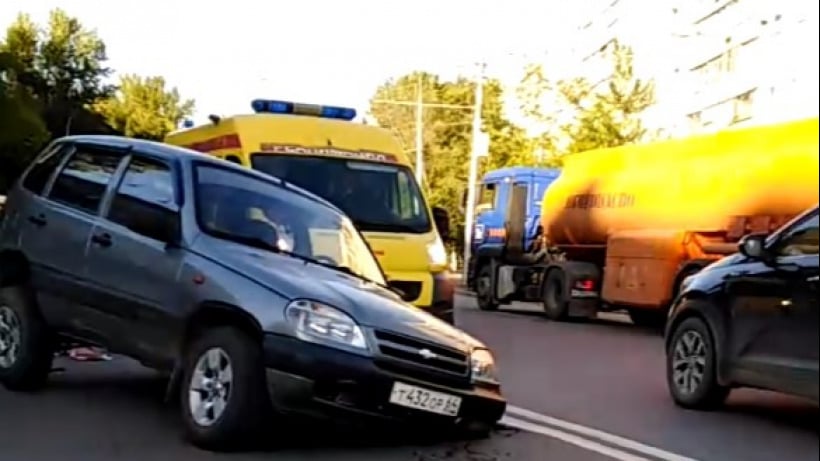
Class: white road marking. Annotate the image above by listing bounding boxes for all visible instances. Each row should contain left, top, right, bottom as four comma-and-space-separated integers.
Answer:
502, 416, 652, 461
505, 405, 700, 461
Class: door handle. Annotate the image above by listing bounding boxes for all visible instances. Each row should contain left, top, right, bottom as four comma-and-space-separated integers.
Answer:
27, 214, 47, 227
91, 232, 112, 248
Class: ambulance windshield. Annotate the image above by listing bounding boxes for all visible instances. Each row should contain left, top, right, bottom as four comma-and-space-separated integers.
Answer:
250, 154, 432, 234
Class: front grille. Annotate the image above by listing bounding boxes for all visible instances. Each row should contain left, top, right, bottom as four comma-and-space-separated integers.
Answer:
373, 330, 470, 386
388, 280, 422, 302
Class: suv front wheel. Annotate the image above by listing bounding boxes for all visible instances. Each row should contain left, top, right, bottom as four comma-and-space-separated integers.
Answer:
180, 327, 271, 451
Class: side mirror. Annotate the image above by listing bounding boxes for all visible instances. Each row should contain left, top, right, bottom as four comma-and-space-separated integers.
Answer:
432, 206, 451, 241
738, 232, 768, 260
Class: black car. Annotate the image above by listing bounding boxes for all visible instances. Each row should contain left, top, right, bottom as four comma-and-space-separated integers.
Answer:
665, 205, 819, 409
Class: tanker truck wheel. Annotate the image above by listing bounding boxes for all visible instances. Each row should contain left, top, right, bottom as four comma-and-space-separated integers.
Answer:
542, 269, 569, 321
475, 264, 499, 311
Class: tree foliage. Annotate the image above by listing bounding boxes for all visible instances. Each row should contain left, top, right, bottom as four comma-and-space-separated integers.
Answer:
94, 74, 195, 141
517, 40, 655, 156
0, 9, 196, 191
368, 72, 536, 253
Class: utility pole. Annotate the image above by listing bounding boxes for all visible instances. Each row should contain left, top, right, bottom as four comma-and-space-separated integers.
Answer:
462, 62, 487, 280
414, 74, 424, 183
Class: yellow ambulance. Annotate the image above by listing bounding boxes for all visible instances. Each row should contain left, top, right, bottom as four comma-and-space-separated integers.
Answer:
165, 99, 455, 322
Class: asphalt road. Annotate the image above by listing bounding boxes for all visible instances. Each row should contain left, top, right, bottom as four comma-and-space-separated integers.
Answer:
1, 293, 817, 461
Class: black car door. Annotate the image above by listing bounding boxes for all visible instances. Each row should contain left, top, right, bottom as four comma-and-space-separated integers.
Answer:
727, 209, 819, 398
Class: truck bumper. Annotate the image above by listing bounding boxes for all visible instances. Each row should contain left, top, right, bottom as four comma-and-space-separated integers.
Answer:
386, 271, 456, 324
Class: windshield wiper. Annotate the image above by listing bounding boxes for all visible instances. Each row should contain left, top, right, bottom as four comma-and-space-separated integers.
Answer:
353, 220, 425, 233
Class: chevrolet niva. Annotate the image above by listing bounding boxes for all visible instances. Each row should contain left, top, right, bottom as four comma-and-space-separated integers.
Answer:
0, 136, 506, 450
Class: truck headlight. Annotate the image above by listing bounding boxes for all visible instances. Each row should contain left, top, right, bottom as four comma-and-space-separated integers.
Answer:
470, 349, 500, 385
285, 300, 367, 350
427, 235, 448, 268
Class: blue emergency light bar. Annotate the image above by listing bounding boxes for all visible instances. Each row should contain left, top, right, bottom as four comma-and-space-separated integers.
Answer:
251, 99, 357, 121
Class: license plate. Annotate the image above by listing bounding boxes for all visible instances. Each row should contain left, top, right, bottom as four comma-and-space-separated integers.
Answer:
388, 381, 462, 417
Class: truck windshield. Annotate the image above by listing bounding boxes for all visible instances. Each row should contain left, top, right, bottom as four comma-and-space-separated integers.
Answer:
194, 164, 386, 286
250, 154, 432, 234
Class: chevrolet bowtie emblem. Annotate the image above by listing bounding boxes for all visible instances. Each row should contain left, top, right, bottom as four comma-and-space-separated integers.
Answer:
419, 348, 437, 359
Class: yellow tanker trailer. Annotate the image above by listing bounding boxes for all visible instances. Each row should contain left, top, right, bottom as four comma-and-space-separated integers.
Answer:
489, 117, 819, 326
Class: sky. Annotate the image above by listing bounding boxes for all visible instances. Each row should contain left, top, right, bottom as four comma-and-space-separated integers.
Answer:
0, 0, 600, 125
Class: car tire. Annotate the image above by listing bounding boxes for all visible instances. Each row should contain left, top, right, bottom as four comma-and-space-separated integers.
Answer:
180, 326, 271, 451
666, 316, 729, 410
542, 269, 568, 321
0, 285, 54, 392
475, 264, 499, 311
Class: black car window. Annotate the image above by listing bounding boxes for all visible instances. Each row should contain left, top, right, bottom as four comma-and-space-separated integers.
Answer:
107, 156, 177, 242
773, 212, 819, 257
48, 147, 124, 214
22, 143, 71, 195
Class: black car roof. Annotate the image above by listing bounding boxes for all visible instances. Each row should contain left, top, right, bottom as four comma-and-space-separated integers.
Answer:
56, 135, 343, 213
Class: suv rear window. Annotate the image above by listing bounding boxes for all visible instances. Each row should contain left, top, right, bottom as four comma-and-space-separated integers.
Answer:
48, 148, 123, 214
22, 144, 70, 195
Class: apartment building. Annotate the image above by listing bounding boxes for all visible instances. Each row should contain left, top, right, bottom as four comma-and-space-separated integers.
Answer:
677, 0, 819, 133
574, 0, 819, 137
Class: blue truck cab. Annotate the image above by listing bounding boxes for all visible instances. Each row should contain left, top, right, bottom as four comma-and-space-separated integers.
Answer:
466, 166, 561, 292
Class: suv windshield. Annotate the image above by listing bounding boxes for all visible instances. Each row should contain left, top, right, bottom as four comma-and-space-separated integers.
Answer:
194, 164, 386, 286
250, 154, 432, 234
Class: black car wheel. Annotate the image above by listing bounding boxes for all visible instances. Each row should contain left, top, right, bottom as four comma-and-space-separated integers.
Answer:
0, 286, 54, 391
666, 316, 729, 410
180, 327, 271, 451
475, 264, 498, 311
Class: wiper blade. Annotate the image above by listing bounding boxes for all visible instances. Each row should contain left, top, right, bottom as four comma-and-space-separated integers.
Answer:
354, 220, 421, 233
216, 231, 283, 254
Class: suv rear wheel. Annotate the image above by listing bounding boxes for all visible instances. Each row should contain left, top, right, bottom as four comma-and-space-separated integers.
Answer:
180, 327, 271, 451
0, 286, 54, 391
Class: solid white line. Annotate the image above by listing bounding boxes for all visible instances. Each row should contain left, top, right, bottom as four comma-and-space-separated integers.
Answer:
506, 405, 699, 461
501, 416, 651, 461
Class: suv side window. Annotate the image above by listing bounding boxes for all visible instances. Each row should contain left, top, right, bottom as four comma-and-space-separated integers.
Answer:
772, 211, 820, 257
48, 147, 124, 214
107, 156, 177, 242
22, 143, 71, 195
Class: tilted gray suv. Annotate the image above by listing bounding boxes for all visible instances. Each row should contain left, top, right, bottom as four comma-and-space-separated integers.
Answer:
0, 136, 506, 450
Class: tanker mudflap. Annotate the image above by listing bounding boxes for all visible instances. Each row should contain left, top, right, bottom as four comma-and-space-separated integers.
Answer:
567, 298, 599, 318
567, 279, 600, 318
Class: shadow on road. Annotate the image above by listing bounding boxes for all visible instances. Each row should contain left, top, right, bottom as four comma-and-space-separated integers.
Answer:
3, 359, 521, 460
482, 306, 664, 338
724, 391, 820, 433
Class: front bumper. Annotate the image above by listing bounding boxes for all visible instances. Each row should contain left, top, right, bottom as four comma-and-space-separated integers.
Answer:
387, 271, 455, 324
262, 334, 506, 430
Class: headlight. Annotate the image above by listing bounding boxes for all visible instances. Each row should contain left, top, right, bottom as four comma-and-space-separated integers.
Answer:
285, 300, 367, 350
427, 235, 448, 268
470, 349, 500, 385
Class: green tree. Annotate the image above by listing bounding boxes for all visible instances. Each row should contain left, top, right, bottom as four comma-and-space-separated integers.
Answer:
368, 72, 534, 255
559, 40, 655, 153
0, 51, 49, 191
1, 9, 116, 137
94, 74, 195, 141
516, 40, 655, 157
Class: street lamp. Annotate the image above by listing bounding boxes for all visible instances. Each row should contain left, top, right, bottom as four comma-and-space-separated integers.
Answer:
461, 62, 489, 281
